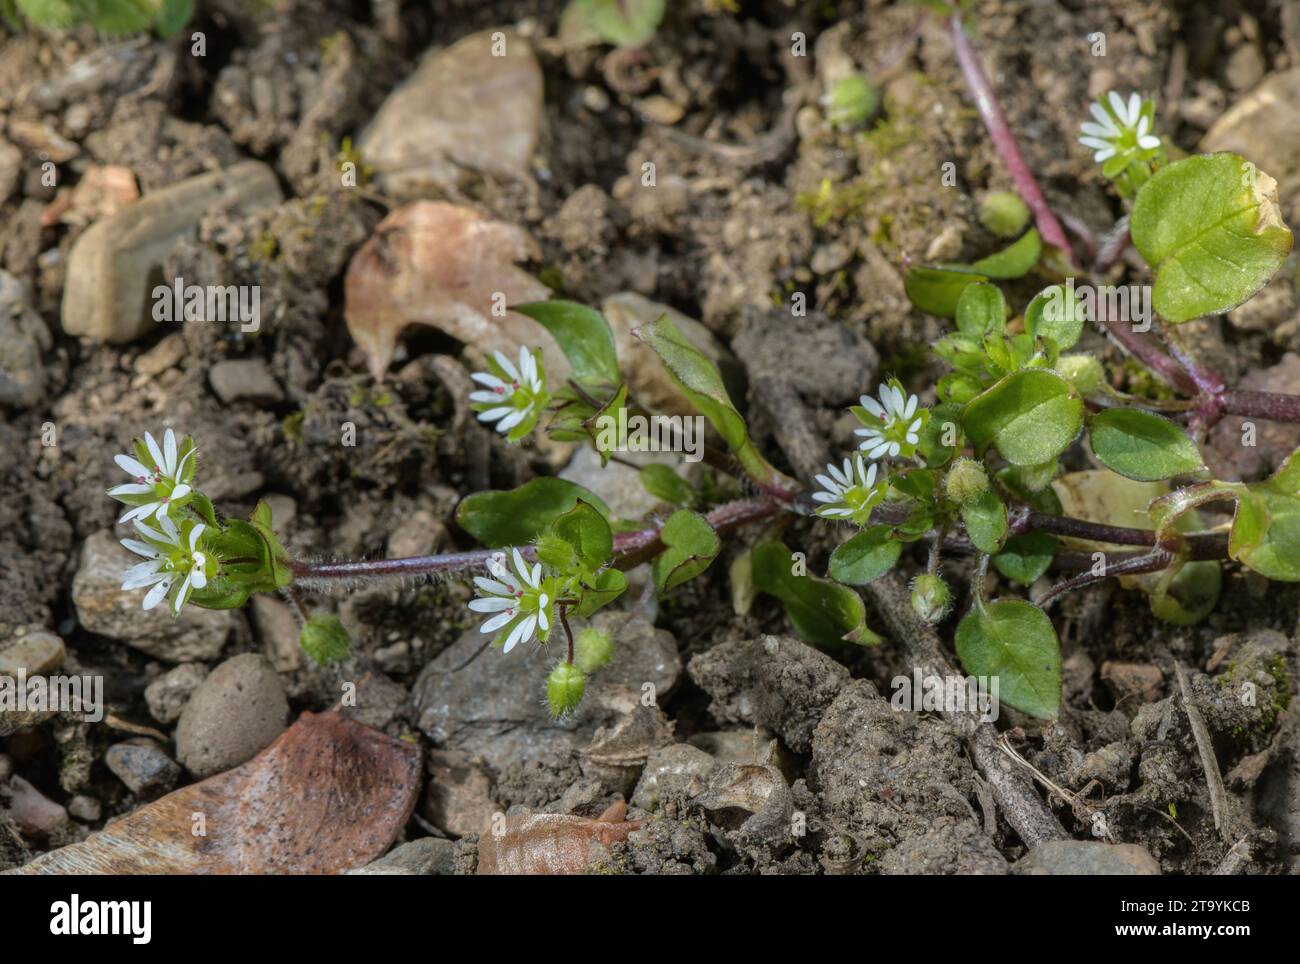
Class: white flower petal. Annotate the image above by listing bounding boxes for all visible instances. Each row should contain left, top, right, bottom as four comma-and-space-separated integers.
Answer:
469, 391, 505, 404
476, 407, 512, 423
109, 483, 154, 497
1078, 136, 1111, 150
190, 567, 207, 590
495, 408, 527, 432
474, 576, 511, 595
144, 432, 165, 473
189, 523, 205, 551
142, 579, 171, 610
480, 610, 515, 634
1138, 134, 1160, 150
163, 429, 178, 477
811, 492, 839, 503
120, 538, 158, 559
861, 396, 885, 420
1093, 148, 1115, 162
115, 454, 153, 479
471, 372, 508, 391
1127, 93, 1141, 126
1079, 121, 1113, 138
494, 350, 520, 382
470, 596, 515, 613
502, 618, 529, 654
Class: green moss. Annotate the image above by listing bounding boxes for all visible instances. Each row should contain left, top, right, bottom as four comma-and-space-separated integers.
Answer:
249, 231, 278, 263
282, 410, 305, 443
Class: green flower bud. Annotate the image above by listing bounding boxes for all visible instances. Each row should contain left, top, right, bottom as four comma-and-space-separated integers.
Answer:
546, 661, 587, 718
910, 574, 951, 624
1057, 354, 1105, 396
824, 75, 879, 129
978, 191, 1030, 238
574, 627, 615, 673
299, 613, 353, 665
944, 458, 989, 505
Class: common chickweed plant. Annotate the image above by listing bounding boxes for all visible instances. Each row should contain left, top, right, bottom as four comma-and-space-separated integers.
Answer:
110, 11, 1300, 721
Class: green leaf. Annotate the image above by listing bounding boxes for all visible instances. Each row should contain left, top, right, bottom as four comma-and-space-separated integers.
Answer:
457, 478, 610, 546
545, 500, 613, 575
640, 463, 694, 506
970, 228, 1042, 279
752, 542, 881, 649
963, 368, 1083, 466
88, 0, 155, 34
903, 265, 987, 317
248, 500, 293, 589
955, 282, 1007, 338
573, 0, 665, 48
634, 313, 777, 483
828, 525, 902, 586
955, 599, 1061, 719
1025, 284, 1084, 351
1087, 409, 1204, 481
1131, 152, 1293, 322
514, 300, 621, 390
651, 510, 720, 595
187, 492, 219, 528
992, 532, 1058, 585
1233, 450, 1300, 581
572, 567, 627, 618
961, 489, 1008, 553
154, 0, 191, 36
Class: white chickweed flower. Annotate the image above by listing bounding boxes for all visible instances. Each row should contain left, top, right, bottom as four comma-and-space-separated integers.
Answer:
812, 454, 886, 526
1078, 91, 1160, 164
109, 428, 197, 524
120, 516, 211, 615
854, 381, 925, 460
469, 347, 549, 440
468, 547, 556, 653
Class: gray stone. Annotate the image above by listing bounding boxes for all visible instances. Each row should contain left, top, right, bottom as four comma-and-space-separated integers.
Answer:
413, 610, 680, 771
0, 270, 52, 409
688, 635, 850, 752
249, 595, 301, 673
144, 662, 209, 725
1203, 69, 1300, 214
0, 629, 66, 677
0, 138, 20, 203
420, 748, 497, 838
72, 531, 234, 662
175, 654, 288, 777
347, 838, 457, 875
61, 161, 282, 343
358, 30, 542, 195
1013, 841, 1161, 875
133, 334, 186, 376
105, 740, 181, 795
631, 744, 715, 812
559, 445, 691, 521
2, 775, 67, 838
66, 795, 102, 823
208, 358, 283, 405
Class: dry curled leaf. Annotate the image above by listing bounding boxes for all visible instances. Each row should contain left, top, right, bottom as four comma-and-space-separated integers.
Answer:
9, 711, 420, 875
344, 201, 552, 381
477, 800, 644, 875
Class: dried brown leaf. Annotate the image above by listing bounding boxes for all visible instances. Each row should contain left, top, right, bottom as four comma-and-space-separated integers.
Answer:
477, 800, 644, 875
344, 201, 552, 381
10, 711, 420, 875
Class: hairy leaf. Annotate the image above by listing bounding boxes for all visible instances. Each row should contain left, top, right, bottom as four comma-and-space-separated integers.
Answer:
955, 599, 1060, 719
964, 369, 1083, 466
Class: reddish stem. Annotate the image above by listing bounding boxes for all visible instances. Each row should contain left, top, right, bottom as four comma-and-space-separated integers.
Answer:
1221, 390, 1300, 424
948, 14, 1074, 264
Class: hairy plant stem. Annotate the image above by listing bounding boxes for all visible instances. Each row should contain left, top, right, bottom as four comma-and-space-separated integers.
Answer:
287, 496, 783, 584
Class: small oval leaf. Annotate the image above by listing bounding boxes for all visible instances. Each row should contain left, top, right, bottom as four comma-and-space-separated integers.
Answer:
954, 599, 1061, 719
828, 525, 902, 586
1088, 408, 1204, 481
963, 369, 1083, 466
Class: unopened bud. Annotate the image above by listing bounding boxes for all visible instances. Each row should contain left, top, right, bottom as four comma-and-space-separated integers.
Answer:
978, 191, 1030, 238
1057, 354, 1105, 396
574, 627, 615, 673
911, 574, 952, 624
944, 458, 989, 505
546, 662, 587, 718
299, 613, 352, 665
823, 75, 878, 129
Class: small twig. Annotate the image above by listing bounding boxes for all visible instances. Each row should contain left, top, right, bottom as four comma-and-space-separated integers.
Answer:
1175, 662, 1232, 843
1213, 836, 1252, 875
